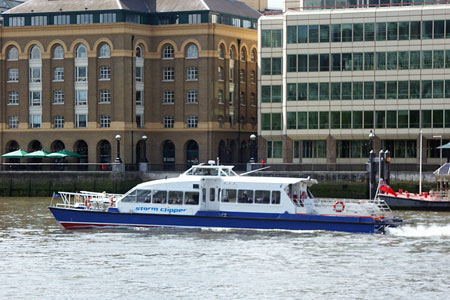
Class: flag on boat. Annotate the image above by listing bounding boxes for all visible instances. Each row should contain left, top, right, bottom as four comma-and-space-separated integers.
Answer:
380, 181, 397, 197
52, 192, 61, 198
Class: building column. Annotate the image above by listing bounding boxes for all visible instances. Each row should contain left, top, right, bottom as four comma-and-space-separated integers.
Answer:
326, 135, 336, 164
258, 136, 267, 163
283, 135, 293, 163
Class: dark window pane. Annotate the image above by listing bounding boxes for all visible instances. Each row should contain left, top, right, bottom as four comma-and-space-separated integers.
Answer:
332, 24, 341, 42
353, 111, 363, 128
298, 83, 307, 100
353, 53, 363, 70
320, 54, 329, 71
331, 111, 340, 129
272, 85, 282, 102
387, 81, 397, 99
364, 52, 374, 70
422, 80, 432, 99
320, 82, 329, 100
319, 112, 329, 129
398, 51, 409, 70
387, 52, 397, 70
287, 112, 297, 129
342, 82, 352, 100
376, 81, 386, 100
262, 86, 271, 103
287, 83, 297, 101
332, 53, 341, 71
376, 52, 386, 70
308, 83, 318, 100
398, 81, 409, 99
331, 82, 341, 100
433, 110, 443, 128
309, 54, 318, 72
410, 80, 420, 99
308, 112, 318, 129
342, 53, 352, 71
422, 21, 432, 39
272, 58, 282, 75
364, 23, 374, 41
399, 22, 409, 40
287, 55, 297, 72
342, 111, 351, 129
287, 26, 297, 43
353, 23, 363, 41
376, 22, 386, 41
376, 111, 385, 128
353, 82, 363, 100
298, 25, 308, 43
410, 110, 420, 128
434, 50, 444, 69
422, 110, 431, 128
298, 112, 307, 129
434, 20, 444, 39
398, 110, 408, 128
261, 58, 271, 75
342, 24, 352, 42
433, 80, 444, 98
298, 55, 308, 72
410, 21, 421, 40
364, 82, 374, 100
364, 111, 374, 128
410, 51, 420, 69
387, 111, 397, 128
387, 22, 398, 40
320, 25, 329, 43
309, 25, 319, 43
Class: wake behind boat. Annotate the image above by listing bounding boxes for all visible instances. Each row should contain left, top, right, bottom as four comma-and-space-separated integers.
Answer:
49, 162, 403, 234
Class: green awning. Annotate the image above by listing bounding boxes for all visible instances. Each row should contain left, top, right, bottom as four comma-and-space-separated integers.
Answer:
24, 150, 50, 158
1, 149, 28, 158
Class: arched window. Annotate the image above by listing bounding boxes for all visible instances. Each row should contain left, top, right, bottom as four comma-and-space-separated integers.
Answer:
219, 44, 225, 59
163, 44, 174, 59
53, 45, 64, 59
240, 48, 247, 61
251, 49, 256, 62
186, 44, 198, 59
99, 44, 111, 58
7, 47, 19, 61
136, 46, 143, 58
29, 45, 41, 60
229, 47, 236, 60
76, 44, 88, 58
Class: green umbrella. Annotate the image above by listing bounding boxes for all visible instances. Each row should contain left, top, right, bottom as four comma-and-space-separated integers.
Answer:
47, 152, 68, 158
1, 149, 28, 158
54, 149, 83, 158
24, 150, 50, 158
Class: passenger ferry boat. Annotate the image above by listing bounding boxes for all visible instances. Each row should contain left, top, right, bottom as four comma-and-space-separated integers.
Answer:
49, 162, 403, 234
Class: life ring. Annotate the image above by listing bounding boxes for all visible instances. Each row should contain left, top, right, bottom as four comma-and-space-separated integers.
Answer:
110, 197, 114, 207
333, 201, 345, 213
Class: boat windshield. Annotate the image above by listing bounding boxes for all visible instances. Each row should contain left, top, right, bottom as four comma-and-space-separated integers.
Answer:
184, 166, 237, 176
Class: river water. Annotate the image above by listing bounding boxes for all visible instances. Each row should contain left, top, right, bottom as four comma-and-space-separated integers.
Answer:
0, 197, 449, 300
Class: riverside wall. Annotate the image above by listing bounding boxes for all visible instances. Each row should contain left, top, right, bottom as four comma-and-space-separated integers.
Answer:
0, 170, 435, 199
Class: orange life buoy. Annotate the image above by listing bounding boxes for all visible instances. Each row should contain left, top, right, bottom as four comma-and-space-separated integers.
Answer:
333, 201, 345, 213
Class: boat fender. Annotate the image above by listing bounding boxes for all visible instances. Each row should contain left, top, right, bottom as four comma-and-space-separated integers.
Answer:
333, 201, 345, 213
293, 193, 298, 205
85, 197, 91, 209
110, 197, 114, 207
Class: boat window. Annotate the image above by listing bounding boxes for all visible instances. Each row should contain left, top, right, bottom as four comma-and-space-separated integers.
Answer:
255, 190, 270, 204
136, 190, 152, 203
272, 191, 281, 204
185, 191, 199, 205
121, 190, 137, 202
221, 189, 236, 202
152, 190, 167, 204
202, 188, 206, 202
238, 190, 254, 203
210, 188, 215, 201
168, 191, 183, 205
307, 187, 314, 199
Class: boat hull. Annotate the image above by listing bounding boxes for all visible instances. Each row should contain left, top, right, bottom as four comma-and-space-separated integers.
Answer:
378, 195, 450, 211
48, 207, 399, 234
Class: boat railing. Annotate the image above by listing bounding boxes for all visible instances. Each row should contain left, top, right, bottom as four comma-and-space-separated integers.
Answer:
314, 198, 394, 219
52, 191, 122, 211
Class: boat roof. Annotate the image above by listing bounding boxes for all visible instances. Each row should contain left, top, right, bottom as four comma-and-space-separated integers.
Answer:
132, 164, 317, 190
434, 163, 450, 178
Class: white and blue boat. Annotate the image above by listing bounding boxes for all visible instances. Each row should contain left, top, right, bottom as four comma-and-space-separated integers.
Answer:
49, 162, 402, 234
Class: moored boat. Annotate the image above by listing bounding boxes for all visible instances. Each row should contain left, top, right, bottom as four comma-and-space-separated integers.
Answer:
49, 162, 403, 234
377, 163, 450, 211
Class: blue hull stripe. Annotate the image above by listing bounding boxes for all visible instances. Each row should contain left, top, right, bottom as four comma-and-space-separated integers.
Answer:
48, 207, 392, 234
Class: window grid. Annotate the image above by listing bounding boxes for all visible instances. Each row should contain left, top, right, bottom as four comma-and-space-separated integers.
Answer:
163, 115, 174, 128
53, 67, 64, 81
187, 90, 199, 103
187, 115, 198, 128
100, 89, 111, 103
54, 90, 64, 104
163, 67, 175, 81
54, 116, 64, 128
8, 116, 19, 129
8, 91, 19, 105
99, 66, 111, 80
163, 90, 175, 104
100, 115, 111, 128
186, 66, 198, 80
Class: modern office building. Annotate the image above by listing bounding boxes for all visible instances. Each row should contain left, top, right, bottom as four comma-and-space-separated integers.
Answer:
0, 0, 259, 167
258, 0, 450, 165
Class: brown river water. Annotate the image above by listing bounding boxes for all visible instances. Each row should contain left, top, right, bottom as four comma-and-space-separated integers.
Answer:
0, 197, 449, 300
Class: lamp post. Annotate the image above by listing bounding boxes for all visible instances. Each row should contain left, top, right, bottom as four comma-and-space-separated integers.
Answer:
433, 135, 443, 165
115, 134, 122, 163
369, 130, 375, 151
142, 135, 148, 163
249, 134, 256, 163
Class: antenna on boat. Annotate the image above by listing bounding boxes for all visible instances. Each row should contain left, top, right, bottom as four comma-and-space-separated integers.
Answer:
217, 157, 220, 166
208, 160, 215, 166
240, 166, 271, 176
